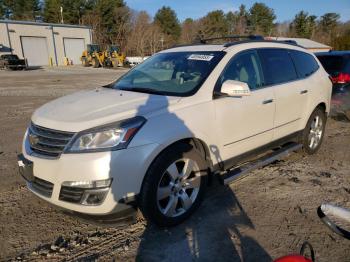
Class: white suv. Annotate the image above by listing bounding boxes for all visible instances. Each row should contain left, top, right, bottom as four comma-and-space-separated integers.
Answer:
18, 38, 332, 226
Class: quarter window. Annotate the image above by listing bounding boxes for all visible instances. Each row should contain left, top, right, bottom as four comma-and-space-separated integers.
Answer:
219, 51, 263, 90
258, 49, 298, 85
291, 50, 319, 78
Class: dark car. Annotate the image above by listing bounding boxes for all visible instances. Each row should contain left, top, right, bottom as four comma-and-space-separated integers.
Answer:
316, 51, 350, 120
316, 51, 350, 95
0, 54, 26, 70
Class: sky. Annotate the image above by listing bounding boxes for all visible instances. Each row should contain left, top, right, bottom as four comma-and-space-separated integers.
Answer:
124, 0, 350, 22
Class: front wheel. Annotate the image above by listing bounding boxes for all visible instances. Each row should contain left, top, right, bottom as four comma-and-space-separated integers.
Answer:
302, 107, 326, 154
139, 143, 208, 226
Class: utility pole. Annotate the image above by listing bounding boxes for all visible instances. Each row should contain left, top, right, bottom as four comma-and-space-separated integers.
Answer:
60, 6, 64, 24
160, 36, 164, 50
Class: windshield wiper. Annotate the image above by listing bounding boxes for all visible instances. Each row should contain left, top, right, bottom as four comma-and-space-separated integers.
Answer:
119, 87, 165, 95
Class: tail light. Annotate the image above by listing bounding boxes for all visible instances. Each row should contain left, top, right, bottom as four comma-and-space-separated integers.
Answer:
331, 73, 350, 84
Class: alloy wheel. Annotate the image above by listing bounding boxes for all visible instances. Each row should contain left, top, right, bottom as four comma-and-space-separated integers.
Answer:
157, 158, 201, 218
308, 115, 323, 149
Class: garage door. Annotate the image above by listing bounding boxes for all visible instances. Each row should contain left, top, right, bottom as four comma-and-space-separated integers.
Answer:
21, 36, 49, 66
64, 38, 85, 65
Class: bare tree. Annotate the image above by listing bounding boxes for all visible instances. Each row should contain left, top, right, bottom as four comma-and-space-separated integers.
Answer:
146, 23, 163, 55
128, 11, 152, 57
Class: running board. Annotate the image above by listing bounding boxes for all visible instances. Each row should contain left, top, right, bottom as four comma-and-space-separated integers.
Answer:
220, 143, 302, 185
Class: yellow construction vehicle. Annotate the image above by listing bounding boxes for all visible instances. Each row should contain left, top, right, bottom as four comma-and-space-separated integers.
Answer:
105, 45, 126, 68
81, 44, 107, 68
81, 44, 126, 68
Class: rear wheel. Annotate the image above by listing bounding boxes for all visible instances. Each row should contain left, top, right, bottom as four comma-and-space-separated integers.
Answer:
82, 58, 89, 67
111, 59, 119, 68
92, 58, 99, 68
139, 143, 208, 226
302, 107, 326, 154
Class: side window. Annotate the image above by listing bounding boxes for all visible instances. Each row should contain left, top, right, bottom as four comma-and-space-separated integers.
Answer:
258, 49, 298, 85
220, 51, 263, 90
291, 50, 319, 78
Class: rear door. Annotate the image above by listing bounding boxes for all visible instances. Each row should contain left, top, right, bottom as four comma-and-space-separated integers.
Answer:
258, 48, 304, 140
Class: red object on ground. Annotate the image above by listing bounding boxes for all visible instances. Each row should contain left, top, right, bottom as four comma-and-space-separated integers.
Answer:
274, 255, 313, 262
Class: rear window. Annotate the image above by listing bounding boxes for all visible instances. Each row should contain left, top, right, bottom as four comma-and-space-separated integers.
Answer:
317, 55, 346, 74
1, 54, 19, 60
258, 49, 298, 85
291, 50, 319, 78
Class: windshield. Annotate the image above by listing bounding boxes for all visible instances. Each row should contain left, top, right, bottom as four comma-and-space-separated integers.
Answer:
113, 51, 225, 96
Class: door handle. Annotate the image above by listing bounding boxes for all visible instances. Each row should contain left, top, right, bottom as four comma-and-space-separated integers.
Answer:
262, 99, 274, 104
300, 90, 308, 94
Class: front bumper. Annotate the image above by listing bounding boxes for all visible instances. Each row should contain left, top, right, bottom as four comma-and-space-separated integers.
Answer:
20, 139, 161, 216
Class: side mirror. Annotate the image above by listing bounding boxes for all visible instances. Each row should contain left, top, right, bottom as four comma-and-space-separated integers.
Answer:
221, 80, 251, 97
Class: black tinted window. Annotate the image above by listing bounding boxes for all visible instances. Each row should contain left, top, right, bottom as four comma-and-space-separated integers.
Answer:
317, 55, 346, 74
291, 51, 319, 78
258, 49, 298, 85
220, 51, 263, 90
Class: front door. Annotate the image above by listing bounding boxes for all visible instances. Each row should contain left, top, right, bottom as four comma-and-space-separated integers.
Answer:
214, 50, 275, 165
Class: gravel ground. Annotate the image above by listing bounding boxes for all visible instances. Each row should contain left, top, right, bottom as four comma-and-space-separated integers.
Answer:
0, 66, 349, 262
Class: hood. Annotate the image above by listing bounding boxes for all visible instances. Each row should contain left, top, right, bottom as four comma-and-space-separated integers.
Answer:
32, 88, 180, 132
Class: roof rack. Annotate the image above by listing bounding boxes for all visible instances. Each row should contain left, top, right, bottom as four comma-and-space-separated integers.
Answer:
198, 35, 264, 44
223, 39, 301, 48
170, 35, 301, 50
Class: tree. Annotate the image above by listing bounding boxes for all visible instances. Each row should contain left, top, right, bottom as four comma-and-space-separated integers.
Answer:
248, 2, 276, 35
128, 11, 150, 56
320, 13, 340, 33
146, 23, 162, 54
333, 34, 350, 50
126, 11, 162, 56
291, 11, 317, 38
0, 0, 5, 18
198, 10, 228, 39
180, 18, 198, 43
96, 0, 127, 45
61, 0, 95, 25
2, 0, 41, 20
225, 4, 249, 35
154, 6, 181, 45
43, 0, 61, 23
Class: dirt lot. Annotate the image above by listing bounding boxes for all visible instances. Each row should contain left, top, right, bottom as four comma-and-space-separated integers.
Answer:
0, 66, 349, 262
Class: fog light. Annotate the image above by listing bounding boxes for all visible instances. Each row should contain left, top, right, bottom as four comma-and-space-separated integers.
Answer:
62, 178, 112, 189
81, 188, 110, 206
61, 179, 112, 206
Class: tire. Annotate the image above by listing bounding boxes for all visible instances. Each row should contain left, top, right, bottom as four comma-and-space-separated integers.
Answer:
82, 58, 89, 67
139, 143, 208, 227
92, 58, 99, 68
301, 107, 326, 154
112, 60, 118, 68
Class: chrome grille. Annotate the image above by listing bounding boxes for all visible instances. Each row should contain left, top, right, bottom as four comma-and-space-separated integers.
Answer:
28, 123, 75, 158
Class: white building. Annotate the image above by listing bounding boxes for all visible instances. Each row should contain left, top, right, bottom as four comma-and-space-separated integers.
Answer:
266, 37, 332, 52
0, 20, 92, 66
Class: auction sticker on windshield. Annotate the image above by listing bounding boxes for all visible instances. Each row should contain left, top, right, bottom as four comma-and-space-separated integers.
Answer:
188, 54, 214, 61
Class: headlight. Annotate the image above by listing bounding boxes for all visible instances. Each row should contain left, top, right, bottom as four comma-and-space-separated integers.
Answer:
66, 116, 146, 153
